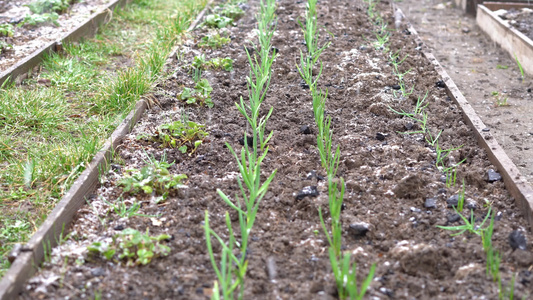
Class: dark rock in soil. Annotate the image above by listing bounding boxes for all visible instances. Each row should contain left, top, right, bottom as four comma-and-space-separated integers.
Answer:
376, 132, 386, 141
487, 169, 502, 182
436, 80, 445, 88
495, 211, 503, 221
294, 186, 318, 200
447, 213, 461, 223
348, 222, 370, 237
391, 84, 401, 90
425, 197, 437, 209
113, 224, 125, 231
446, 194, 459, 207
300, 125, 311, 134
509, 230, 527, 251
238, 135, 254, 147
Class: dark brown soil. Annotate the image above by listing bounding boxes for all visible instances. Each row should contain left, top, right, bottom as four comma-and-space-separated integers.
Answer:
20, 0, 533, 299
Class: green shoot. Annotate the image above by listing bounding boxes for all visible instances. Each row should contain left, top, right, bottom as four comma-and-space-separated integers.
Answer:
329, 249, 376, 300
457, 179, 465, 212
437, 207, 492, 236
514, 54, 525, 82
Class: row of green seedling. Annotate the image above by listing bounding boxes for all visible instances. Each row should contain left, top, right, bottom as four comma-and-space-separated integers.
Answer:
298, 1, 375, 299
203, 0, 278, 299
370, 3, 516, 298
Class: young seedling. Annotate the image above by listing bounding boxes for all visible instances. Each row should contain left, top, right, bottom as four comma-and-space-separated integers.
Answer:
206, 1, 278, 297
87, 228, 170, 266
456, 179, 465, 212
329, 249, 376, 300
178, 79, 214, 107
203, 14, 233, 28
0, 24, 14, 37
19, 13, 60, 27
514, 54, 525, 82
117, 156, 187, 199
198, 32, 231, 49
27, 0, 70, 14
218, 3, 245, 21
436, 207, 492, 236
492, 91, 509, 107
104, 197, 157, 218
146, 118, 209, 153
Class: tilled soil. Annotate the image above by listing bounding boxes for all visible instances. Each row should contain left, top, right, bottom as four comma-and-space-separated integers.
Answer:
0, 0, 112, 72
398, 0, 533, 185
20, 0, 533, 299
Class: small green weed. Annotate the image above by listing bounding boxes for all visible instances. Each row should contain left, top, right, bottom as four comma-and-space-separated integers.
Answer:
178, 79, 214, 107
209, 57, 233, 71
147, 119, 209, 154
218, 3, 245, 20
203, 14, 233, 28
492, 91, 509, 106
19, 13, 60, 27
88, 228, 170, 266
0, 24, 14, 37
198, 32, 230, 49
27, 0, 71, 14
0, 41, 12, 54
191, 55, 234, 72
104, 197, 156, 218
118, 159, 187, 198
496, 64, 508, 70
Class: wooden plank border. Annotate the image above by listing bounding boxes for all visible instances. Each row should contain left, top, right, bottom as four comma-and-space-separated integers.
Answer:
0, 0, 131, 86
394, 6, 533, 229
477, 4, 533, 77
0, 2, 212, 299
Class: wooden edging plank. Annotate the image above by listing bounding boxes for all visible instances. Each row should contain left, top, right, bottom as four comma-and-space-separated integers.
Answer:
394, 6, 533, 229
0, 2, 212, 299
0, 0, 130, 87
476, 4, 533, 77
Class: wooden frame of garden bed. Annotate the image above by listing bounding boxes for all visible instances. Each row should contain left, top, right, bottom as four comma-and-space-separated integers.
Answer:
0, 2, 212, 299
2, 1, 532, 298
476, 2, 533, 76
0, 0, 132, 87
395, 5, 533, 228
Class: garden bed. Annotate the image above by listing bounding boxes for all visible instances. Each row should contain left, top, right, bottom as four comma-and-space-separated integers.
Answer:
16, 0, 533, 299
0, 0, 118, 73
477, 2, 533, 77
